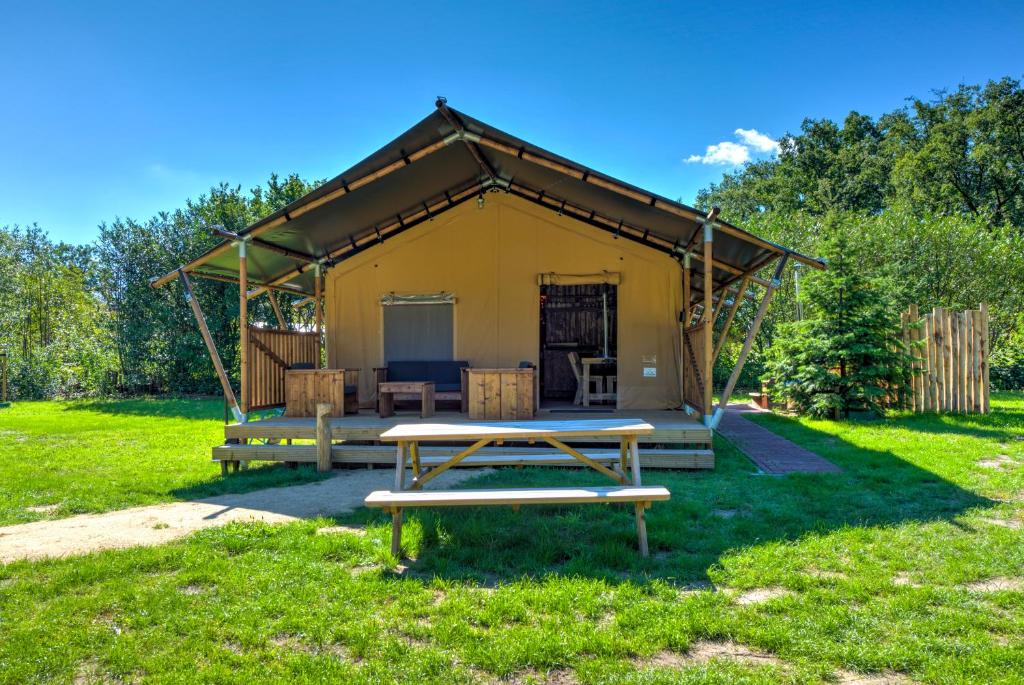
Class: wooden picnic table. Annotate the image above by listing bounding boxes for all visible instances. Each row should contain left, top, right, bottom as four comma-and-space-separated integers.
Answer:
372, 418, 664, 556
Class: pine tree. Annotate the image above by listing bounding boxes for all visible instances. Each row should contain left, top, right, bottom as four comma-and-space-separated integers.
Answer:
763, 231, 913, 418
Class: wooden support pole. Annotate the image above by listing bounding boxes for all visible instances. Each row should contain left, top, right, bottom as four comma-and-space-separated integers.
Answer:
710, 255, 788, 429
314, 264, 323, 369
679, 254, 692, 408
239, 241, 249, 415
177, 270, 244, 423
711, 274, 750, 366
316, 402, 332, 472
702, 219, 714, 423
268, 292, 287, 330
980, 303, 990, 413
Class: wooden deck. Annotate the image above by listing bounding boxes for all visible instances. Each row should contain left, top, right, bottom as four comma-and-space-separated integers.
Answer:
217, 409, 714, 470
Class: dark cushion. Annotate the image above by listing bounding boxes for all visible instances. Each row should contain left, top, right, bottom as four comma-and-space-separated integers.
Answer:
344, 385, 358, 395
425, 360, 469, 385
290, 362, 315, 370
387, 360, 469, 390
387, 361, 428, 382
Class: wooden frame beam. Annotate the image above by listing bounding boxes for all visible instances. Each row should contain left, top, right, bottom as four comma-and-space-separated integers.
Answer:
702, 216, 714, 422
239, 242, 249, 414
267, 292, 287, 330
177, 270, 243, 422
709, 256, 789, 429
711, 275, 751, 366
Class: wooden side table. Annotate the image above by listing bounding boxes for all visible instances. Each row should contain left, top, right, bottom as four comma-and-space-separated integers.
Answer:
378, 381, 435, 418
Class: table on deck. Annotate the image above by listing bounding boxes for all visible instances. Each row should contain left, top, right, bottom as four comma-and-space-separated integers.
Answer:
581, 357, 616, 407
378, 381, 435, 418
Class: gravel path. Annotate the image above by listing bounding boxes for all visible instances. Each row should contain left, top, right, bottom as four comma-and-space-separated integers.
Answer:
0, 468, 488, 564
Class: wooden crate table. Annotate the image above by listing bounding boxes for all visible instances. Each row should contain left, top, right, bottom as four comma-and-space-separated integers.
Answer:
464, 367, 535, 419
366, 418, 668, 558
378, 381, 435, 418
582, 357, 616, 407
284, 369, 359, 417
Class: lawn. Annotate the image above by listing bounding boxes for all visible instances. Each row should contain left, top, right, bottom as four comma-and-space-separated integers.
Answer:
1, 396, 1023, 683
0, 399, 324, 525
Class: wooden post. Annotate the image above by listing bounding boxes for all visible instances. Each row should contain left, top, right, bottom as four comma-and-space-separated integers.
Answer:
239, 241, 249, 415
702, 220, 714, 423
316, 402, 332, 472
391, 442, 407, 558
710, 256, 788, 429
679, 253, 692, 408
980, 303, 990, 413
314, 264, 323, 369
268, 292, 287, 330
178, 270, 244, 423
712, 275, 750, 366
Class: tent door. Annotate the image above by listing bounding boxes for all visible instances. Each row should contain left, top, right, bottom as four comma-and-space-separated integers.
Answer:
538, 284, 618, 405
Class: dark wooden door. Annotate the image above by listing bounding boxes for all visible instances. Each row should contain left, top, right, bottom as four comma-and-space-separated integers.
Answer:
539, 284, 617, 400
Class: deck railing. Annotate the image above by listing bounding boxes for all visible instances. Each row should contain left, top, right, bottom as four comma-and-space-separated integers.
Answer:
246, 326, 319, 410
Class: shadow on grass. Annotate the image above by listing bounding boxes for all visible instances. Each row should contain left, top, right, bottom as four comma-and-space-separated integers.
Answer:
168, 463, 332, 502
62, 397, 228, 420
331, 413, 995, 587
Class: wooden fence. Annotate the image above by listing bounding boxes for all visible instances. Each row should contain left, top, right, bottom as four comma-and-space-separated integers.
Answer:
246, 327, 320, 410
901, 304, 989, 414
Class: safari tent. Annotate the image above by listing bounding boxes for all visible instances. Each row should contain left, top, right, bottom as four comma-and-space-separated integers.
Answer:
151, 99, 821, 471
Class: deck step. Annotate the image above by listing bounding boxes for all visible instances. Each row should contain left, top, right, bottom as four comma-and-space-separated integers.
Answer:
364, 485, 671, 508
211, 444, 713, 469
223, 416, 711, 446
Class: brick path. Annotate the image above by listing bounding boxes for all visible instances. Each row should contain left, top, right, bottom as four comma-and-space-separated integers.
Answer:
716, 405, 842, 474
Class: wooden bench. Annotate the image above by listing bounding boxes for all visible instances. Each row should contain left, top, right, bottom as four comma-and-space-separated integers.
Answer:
365, 485, 670, 557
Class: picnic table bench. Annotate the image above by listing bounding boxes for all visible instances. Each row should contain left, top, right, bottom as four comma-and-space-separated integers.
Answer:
364, 418, 669, 557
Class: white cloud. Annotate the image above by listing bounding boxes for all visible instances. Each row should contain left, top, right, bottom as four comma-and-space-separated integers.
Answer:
686, 141, 751, 166
684, 128, 780, 166
735, 128, 780, 154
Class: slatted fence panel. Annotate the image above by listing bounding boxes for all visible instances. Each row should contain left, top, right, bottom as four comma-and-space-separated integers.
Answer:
247, 327, 319, 410
902, 304, 989, 414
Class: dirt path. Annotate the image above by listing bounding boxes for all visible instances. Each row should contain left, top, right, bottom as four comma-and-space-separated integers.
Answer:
0, 468, 488, 564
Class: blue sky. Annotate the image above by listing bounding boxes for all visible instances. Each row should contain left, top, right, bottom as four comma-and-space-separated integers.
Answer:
2, 1, 1022, 245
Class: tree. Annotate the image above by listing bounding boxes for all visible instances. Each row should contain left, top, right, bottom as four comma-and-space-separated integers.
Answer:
761, 230, 913, 418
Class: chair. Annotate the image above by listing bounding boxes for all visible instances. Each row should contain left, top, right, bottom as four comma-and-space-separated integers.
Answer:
567, 351, 604, 406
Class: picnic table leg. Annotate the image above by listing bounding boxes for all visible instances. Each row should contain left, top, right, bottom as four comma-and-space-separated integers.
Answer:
391, 442, 406, 558
634, 502, 649, 557
619, 437, 628, 477
410, 442, 421, 484
628, 436, 642, 486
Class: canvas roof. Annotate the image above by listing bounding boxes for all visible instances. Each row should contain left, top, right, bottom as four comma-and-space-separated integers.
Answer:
152, 101, 822, 301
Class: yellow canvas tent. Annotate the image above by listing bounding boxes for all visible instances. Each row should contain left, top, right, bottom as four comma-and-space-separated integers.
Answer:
151, 99, 822, 428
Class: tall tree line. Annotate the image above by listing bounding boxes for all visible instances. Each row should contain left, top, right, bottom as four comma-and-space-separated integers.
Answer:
0, 174, 316, 399
1, 77, 1022, 399
700, 77, 1024, 390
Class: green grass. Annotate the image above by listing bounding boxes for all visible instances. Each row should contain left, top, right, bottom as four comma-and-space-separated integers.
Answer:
0, 399, 325, 525
1, 395, 1023, 683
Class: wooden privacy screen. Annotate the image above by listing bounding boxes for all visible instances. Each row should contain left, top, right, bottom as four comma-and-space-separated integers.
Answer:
901, 304, 990, 414
246, 327, 319, 410
681, 322, 707, 414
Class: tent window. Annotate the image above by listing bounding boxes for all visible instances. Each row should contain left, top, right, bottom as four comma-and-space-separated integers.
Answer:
382, 303, 454, 361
